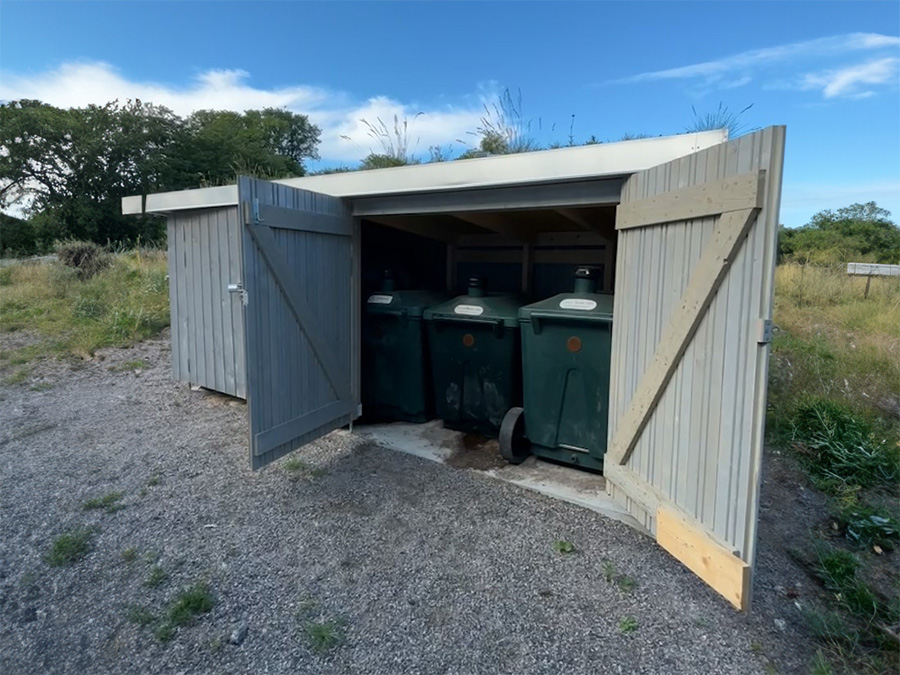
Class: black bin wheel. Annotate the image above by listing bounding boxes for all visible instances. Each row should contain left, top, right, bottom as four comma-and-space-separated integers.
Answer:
499, 407, 531, 465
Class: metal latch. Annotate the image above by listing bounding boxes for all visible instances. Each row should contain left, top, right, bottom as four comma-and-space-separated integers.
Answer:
227, 282, 248, 305
756, 319, 774, 344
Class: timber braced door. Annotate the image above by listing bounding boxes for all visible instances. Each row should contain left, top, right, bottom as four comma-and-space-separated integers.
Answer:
238, 177, 360, 471
604, 127, 786, 611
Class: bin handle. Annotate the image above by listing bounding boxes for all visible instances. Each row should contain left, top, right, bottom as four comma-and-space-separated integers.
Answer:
527, 311, 612, 335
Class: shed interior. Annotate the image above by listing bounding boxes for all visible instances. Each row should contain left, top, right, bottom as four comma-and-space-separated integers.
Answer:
360, 204, 618, 300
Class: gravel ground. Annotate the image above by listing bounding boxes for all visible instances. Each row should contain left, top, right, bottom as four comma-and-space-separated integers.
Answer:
0, 331, 818, 674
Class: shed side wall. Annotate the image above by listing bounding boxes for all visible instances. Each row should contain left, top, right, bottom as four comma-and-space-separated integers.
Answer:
168, 207, 246, 399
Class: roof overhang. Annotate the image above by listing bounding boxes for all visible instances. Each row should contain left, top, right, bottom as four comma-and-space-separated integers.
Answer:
122, 129, 727, 216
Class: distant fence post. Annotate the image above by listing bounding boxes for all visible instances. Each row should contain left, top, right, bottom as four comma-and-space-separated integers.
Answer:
846, 262, 900, 299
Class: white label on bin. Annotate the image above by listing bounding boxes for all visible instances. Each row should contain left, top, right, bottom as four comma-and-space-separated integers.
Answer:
454, 304, 484, 316
367, 294, 394, 305
559, 298, 597, 311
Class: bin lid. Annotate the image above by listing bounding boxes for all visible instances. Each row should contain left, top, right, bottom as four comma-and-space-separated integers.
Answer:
365, 289, 446, 318
519, 291, 614, 322
423, 278, 521, 327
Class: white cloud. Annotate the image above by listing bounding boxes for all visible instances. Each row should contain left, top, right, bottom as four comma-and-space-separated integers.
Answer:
798, 57, 899, 99
0, 61, 486, 163
608, 32, 900, 98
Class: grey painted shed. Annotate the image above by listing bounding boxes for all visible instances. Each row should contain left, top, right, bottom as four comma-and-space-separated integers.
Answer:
124, 126, 786, 611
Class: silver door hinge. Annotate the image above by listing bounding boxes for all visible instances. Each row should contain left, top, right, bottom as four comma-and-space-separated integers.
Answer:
227, 282, 248, 306
756, 319, 774, 344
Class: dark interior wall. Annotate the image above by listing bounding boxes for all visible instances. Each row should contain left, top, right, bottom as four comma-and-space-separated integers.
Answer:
361, 221, 447, 294
361, 219, 615, 302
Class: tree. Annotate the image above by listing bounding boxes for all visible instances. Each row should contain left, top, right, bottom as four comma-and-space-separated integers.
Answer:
0, 99, 185, 245
779, 202, 900, 264
182, 108, 320, 185
0, 100, 322, 247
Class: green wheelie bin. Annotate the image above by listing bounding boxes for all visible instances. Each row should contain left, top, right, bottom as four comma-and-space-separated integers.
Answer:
501, 267, 613, 471
362, 272, 446, 423
424, 278, 522, 435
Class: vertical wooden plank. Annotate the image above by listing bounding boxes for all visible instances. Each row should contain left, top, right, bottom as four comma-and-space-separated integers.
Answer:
166, 216, 181, 382
218, 209, 236, 396
228, 207, 247, 399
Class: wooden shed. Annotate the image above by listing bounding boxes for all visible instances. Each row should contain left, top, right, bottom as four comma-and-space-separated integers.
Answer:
123, 126, 786, 611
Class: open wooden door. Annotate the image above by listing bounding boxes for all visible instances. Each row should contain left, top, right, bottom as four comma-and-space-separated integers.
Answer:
604, 127, 786, 610
238, 177, 360, 470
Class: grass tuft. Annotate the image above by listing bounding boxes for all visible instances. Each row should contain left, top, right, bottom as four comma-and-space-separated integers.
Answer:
45, 526, 95, 566
126, 605, 156, 627
144, 565, 167, 588
82, 491, 125, 513
304, 618, 346, 653
153, 582, 215, 643
618, 616, 638, 634
552, 540, 575, 554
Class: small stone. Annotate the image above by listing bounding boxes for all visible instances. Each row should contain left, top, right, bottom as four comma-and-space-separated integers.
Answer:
229, 620, 248, 645
774, 618, 786, 632
873, 545, 883, 555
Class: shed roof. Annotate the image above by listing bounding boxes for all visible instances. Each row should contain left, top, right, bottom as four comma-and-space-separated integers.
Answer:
122, 129, 727, 215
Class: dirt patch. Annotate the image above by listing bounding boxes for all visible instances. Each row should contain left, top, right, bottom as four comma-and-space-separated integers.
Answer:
445, 434, 508, 471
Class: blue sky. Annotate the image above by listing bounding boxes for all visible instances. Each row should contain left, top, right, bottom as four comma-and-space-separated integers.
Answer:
1, 1, 898, 227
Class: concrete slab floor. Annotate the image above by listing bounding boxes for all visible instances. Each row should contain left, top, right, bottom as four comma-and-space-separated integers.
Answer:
355, 421, 647, 534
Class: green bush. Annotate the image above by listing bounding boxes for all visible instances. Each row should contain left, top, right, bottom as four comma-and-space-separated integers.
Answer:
789, 399, 899, 492
57, 241, 110, 279
0, 214, 38, 257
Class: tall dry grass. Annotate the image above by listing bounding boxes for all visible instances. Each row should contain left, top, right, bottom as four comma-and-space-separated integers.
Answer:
0, 250, 170, 372
769, 263, 900, 434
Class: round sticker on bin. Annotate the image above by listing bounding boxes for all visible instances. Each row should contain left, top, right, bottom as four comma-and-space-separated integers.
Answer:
559, 298, 597, 311
367, 294, 394, 304
454, 304, 484, 316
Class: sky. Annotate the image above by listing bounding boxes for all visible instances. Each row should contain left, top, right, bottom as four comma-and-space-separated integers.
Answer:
1, 1, 898, 228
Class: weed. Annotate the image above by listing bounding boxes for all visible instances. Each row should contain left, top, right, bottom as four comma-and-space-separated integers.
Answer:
29, 382, 54, 392
154, 622, 175, 643
4, 367, 31, 386
138, 488, 148, 497
126, 605, 156, 627
110, 359, 148, 372
618, 616, 638, 634
154, 582, 215, 643
144, 565, 167, 588
617, 576, 637, 593
837, 504, 899, 551
601, 560, 616, 582
72, 295, 108, 320
304, 618, 346, 653
45, 527, 94, 566
552, 540, 575, 554
282, 457, 326, 479
0, 267, 12, 286
147, 472, 161, 487
122, 547, 138, 562
788, 399, 898, 493
296, 596, 318, 616
168, 582, 214, 627
809, 651, 833, 675
82, 491, 124, 513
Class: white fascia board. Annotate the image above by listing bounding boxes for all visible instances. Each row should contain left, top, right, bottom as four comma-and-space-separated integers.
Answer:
276, 130, 727, 197
123, 130, 727, 214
